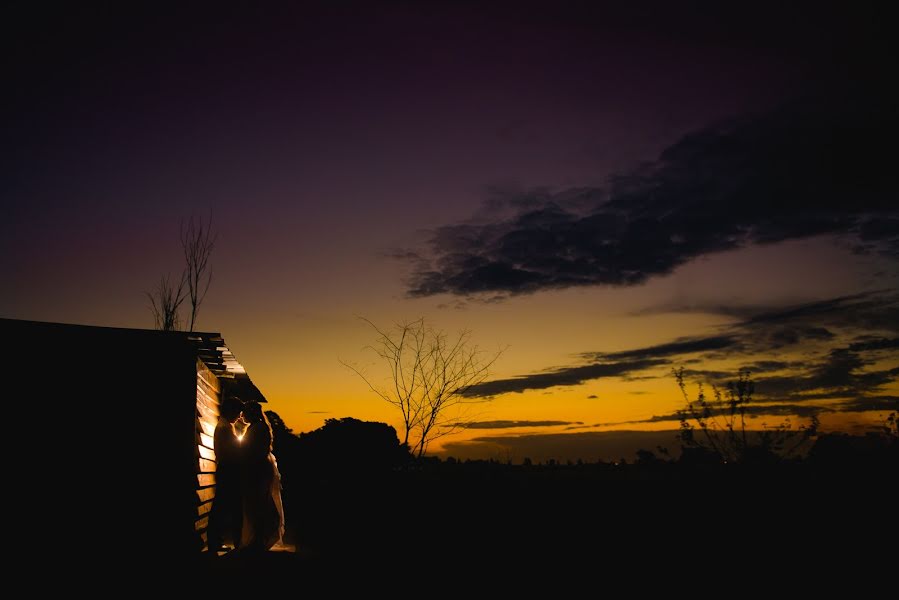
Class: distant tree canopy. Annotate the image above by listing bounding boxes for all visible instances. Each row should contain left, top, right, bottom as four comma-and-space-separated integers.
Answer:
300, 417, 410, 470
267, 413, 409, 477
808, 431, 898, 466
265, 411, 292, 435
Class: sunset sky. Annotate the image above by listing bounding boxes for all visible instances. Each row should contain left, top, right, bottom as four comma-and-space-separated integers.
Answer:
4, 3, 897, 461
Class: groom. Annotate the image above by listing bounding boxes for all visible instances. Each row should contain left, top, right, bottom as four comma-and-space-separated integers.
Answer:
206, 395, 245, 553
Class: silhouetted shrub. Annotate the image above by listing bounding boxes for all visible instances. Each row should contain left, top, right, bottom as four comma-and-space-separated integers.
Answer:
296, 417, 410, 476
674, 367, 818, 464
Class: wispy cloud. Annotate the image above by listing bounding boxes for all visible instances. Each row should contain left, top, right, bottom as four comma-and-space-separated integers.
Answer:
611, 395, 899, 427
643, 291, 899, 336
463, 420, 582, 429
463, 358, 666, 397
585, 335, 737, 361
461, 293, 899, 421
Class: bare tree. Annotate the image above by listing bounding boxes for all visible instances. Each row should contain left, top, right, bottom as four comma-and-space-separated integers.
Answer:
146, 273, 186, 331
343, 318, 503, 457
181, 213, 217, 332
146, 213, 217, 332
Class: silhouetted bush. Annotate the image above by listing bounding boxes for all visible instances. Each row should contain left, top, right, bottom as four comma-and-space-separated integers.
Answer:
299, 417, 410, 473
808, 432, 896, 467
261, 407, 897, 567
674, 367, 818, 463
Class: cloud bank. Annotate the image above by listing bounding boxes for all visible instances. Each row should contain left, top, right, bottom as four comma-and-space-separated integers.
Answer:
462, 293, 899, 417
407, 96, 898, 298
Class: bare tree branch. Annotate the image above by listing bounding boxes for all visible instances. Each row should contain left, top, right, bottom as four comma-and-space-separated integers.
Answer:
146, 213, 217, 332
343, 317, 504, 456
181, 213, 217, 332
146, 273, 186, 331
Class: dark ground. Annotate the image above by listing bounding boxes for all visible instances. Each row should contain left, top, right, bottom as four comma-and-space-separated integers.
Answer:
197, 439, 896, 579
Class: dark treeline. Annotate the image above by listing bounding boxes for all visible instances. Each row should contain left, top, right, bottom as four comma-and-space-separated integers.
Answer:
261, 413, 896, 571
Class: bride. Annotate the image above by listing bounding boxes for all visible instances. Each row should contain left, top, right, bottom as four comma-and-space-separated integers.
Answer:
239, 402, 285, 551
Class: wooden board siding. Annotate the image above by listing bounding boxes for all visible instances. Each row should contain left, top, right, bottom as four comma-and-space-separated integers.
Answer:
198, 363, 220, 394
195, 359, 221, 551
198, 419, 216, 438
197, 486, 216, 504
199, 432, 215, 450
197, 375, 220, 404
197, 400, 218, 425
197, 384, 219, 416
198, 444, 216, 461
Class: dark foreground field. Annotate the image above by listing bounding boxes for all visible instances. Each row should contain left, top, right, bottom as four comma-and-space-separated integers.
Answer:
197, 440, 896, 580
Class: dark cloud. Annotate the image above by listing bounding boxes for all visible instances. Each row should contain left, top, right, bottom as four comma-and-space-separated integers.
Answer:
741, 360, 794, 372
627, 402, 832, 425
661, 339, 899, 403
751, 348, 899, 400
837, 396, 899, 413
766, 326, 834, 348
463, 358, 666, 397
741, 292, 884, 326
854, 218, 899, 257
464, 420, 582, 429
848, 337, 899, 352
563, 425, 595, 431
631, 302, 767, 319
725, 293, 899, 346
631, 291, 895, 324
588, 335, 737, 361
462, 293, 899, 413
673, 368, 736, 382
407, 95, 899, 298
646, 293, 899, 354
586, 394, 598, 399
622, 394, 899, 427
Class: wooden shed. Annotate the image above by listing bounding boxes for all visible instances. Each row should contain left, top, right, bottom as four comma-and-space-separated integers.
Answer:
0, 318, 266, 561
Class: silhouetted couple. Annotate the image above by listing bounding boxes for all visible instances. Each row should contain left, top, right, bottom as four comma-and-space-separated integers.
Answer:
207, 396, 285, 554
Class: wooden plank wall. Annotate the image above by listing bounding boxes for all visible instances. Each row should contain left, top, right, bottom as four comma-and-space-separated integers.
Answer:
195, 359, 220, 550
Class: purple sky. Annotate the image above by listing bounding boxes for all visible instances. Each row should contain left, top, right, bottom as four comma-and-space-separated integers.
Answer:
4, 3, 897, 459
4, 4, 830, 313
